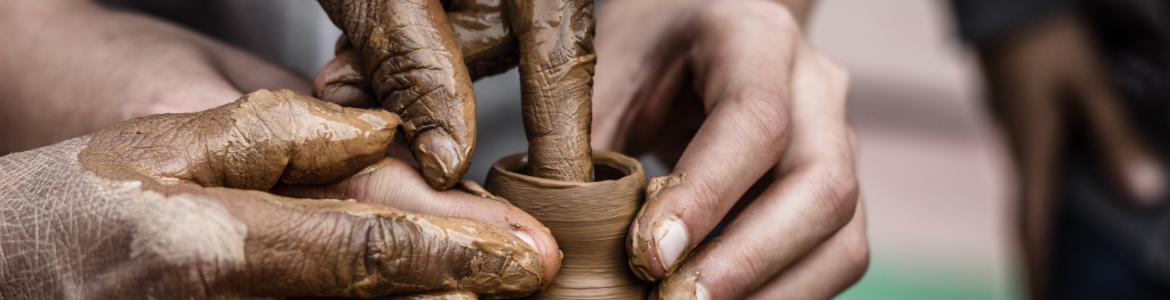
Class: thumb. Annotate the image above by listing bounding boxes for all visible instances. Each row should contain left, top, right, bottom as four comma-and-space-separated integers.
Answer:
204, 188, 543, 298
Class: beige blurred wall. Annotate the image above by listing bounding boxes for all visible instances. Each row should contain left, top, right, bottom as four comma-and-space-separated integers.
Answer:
808, 0, 1017, 297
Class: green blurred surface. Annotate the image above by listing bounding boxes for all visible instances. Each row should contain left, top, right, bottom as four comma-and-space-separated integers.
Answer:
837, 254, 1018, 300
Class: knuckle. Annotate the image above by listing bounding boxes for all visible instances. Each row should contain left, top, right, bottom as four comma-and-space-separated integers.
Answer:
733, 246, 769, 277
697, 0, 799, 37
810, 165, 859, 228
841, 227, 871, 284
688, 174, 726, 213
732, 89, 790, 148
822, 58, 851, 88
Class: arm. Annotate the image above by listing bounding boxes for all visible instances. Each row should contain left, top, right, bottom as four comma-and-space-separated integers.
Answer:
0, 0, 309, 154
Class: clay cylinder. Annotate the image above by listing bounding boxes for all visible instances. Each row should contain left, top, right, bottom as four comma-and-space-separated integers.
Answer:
485, 151, 648, 299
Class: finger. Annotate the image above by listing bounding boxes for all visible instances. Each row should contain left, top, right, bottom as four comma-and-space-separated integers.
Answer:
506, 0, 597, 181
626, 2, 799, 280
446, 0, 518, 80
274, 158, 562, 281
320, 0, 478, 190
654, 45, 856, 299
202, 188, 544, 298
1069, 56, 1166, 205
87, 89, 400, 191
745, 201, 868, 300
313, 37, 376, 107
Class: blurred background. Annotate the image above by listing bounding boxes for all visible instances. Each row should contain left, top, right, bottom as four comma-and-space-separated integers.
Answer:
809, 1, 1015, 298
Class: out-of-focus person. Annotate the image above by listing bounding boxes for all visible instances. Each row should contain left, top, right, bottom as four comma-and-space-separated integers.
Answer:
951, 0, 1170, 299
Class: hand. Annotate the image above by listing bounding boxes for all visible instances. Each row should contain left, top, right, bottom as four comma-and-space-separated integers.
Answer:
314, 0, 489, 190
976, 11, 1166, 299
0, 1, 312, 154
0, 90, 560, 299
590, 0, 867, 298
313, 0, 600, 185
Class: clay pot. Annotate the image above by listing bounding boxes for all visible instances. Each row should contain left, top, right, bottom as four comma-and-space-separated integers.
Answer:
485, 151, 648, 299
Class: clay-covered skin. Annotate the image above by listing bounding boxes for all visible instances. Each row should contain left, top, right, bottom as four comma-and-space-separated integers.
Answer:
486, 151, 647, 299
318, 0, 477, 190
508, 0, 597, 182
393, 290, 478, 299
314, 0, 517, 108
626, 173, 689, 281
446, 0, 518, 79
0, 90, 543, 299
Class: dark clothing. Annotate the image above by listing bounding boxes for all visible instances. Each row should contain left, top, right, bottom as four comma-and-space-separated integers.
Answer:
951, 0, 1170, 297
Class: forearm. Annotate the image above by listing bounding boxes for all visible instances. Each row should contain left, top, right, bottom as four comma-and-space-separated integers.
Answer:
0, 1, 308, 153
0, 2, 248, 154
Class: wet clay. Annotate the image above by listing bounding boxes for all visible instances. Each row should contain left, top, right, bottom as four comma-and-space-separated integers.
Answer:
508, 0, 597, 182
486, 151, 648, 299
445, 0, 518, 80
315, 0, 517, 107
625, 173, 688, 281
319, 0, 478, 190
11, 89, 546, 298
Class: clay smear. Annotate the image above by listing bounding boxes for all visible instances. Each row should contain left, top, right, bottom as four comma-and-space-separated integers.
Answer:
65, 90, 541, 298
626, 172, 687, 281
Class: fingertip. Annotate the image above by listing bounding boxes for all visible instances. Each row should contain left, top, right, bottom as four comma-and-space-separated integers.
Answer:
509, 224, 561, 286
313, 50, 375, 107
628, 174, 693, 281
413, 128, 471, 190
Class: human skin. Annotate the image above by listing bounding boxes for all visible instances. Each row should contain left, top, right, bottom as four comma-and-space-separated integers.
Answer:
0, 0, 311, 155
317, 0, 479, 191
0, 2, 565, 297
0, 90, 553, 299
975, 11, 1166, 300
316, 0, 598, 183
315, 0, 518, 110
506, 0, 597, 182
590, 0, 868, 298
317, 0, 870, 298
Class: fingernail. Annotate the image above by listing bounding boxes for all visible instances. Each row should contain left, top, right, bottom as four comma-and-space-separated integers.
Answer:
655, 217, 688, 271
695, 282, 711, 300
513, 231, 539, 253
414, 129, 462, 189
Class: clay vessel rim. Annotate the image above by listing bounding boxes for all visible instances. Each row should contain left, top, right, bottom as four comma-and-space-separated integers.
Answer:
490, 151, 644, 188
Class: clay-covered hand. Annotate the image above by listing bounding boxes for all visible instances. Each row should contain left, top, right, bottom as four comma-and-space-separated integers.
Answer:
315, 0, 518, 109
315, 0, 599, 183
591, 0, 867, 299
314, 0, 517, 190
0, 90, 552, 299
